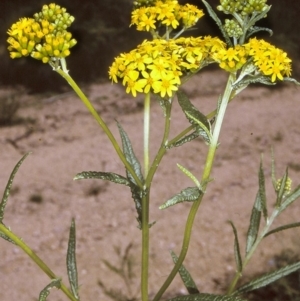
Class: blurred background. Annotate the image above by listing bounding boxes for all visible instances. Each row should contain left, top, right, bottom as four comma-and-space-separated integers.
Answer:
1, 0, 299, 93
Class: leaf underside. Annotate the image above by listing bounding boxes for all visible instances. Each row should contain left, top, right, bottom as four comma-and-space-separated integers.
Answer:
67, 219, 79, 300
170, 250, 200, 295
166, 293, 246, 301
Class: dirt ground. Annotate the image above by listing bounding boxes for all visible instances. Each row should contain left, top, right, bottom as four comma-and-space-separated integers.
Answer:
0, 69, 300, 301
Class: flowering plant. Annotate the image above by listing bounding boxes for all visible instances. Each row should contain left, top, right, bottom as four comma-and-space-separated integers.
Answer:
1, 1, 300, 301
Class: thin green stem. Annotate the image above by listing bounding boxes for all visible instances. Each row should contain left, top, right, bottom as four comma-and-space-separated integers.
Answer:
227, 209, 279, 295
146, 99, 172, 188
55, 68, 143, 189
0, 224, 77, 301
141, 99, 172, 301
153, 73, 236, 301
144, 93, 151, 177
141, 191, 150, 301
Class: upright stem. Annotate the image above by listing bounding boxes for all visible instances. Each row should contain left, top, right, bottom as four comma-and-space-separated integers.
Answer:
144, 93, 151, 177
153, 73, 236, 301
227, 209, 279, 294
141, 191, 150, 301
0, 224, 77, 301
141, 98, 172, 301
55, 68, 143, 189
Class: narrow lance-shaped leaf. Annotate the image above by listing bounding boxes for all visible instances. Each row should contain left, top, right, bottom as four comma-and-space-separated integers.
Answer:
185, 112, 212, 145
258, 159, 268, 220
117, 122, 144, 185
170, 250, 199, 295
159, 187, 201, 210
234, 261, 300, 295
74, 171, 130, 186
275, 168, 288, 207
67, 219, 79, 300
117, 122, 144, 227
271, 148, 277, 190
264, 222, 300, 238
283, 77, 300, 85
38, 278, 61, 301
245, 191, 261, 254
279, 184, 300, 213
166, 293, 246, 301
177, 164, 201, 189
246, 26, 273, 40
167, 131, 200, 149
228, 221, 242, 273
0, 152, 31, 223
201, 0, 232, 47
177, 90, 211, 144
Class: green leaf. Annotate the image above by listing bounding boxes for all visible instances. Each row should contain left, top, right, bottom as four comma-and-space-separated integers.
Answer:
232, 75, 275, 95
185, 112, 212, 145
159, 187, 201, 209
74, 171, 130, 186
67, 219, 79, 300
283, 77, 300, 86
201, 0, 232, 47
117, 122, 144, 228
275, 168, 289, 207
271, 148, 277, 190
228, 221, 242, 273
176, 90, 211, 144
170, 250, 199, 295
279, 184, 300, 212
166, 293, 246, 301
258, 159, 268, 220
234, 260, 300, 294
0, 152, 31, 223
129, 181, 143, 229
177, 164, 201, 189
167, 131, 200, 149
246, 26, 272, 40
117, 122, 144, 185
245, 192, 261, 255
38, 278, 61, 301
264, 222, 300, 238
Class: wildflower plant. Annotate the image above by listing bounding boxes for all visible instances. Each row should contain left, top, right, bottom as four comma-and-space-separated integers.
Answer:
2, 1, 300, 301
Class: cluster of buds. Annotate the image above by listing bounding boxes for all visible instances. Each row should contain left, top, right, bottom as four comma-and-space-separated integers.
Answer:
217, 0, 268, 16
224, 19, 243, 39
7, 3, 76, 64
133, 0, 156, 9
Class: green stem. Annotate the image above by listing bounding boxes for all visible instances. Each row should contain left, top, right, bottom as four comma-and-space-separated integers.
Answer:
146, 99, 172, 188
55, 68, 143, 189
141, 191, 150, 301
0, 224, 77, 301
153, 73, 236, 301
141, 99, 173, 301
227, 209, 279, 295
144, 93, 151, 177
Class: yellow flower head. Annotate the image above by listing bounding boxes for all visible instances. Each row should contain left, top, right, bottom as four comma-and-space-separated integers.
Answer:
109, 36, 225, 97
7, 3, 76, 63
245, 38, 292, 82
213, 44, 249, 72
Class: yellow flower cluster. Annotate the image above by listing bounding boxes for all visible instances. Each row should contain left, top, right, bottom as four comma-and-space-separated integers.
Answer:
212, 38, 292, 82
7, 3, 77, 63
213, 45, 248, 72
131, 0, 204, 32
245, 38, 292, 82
109, 37, 225, 97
